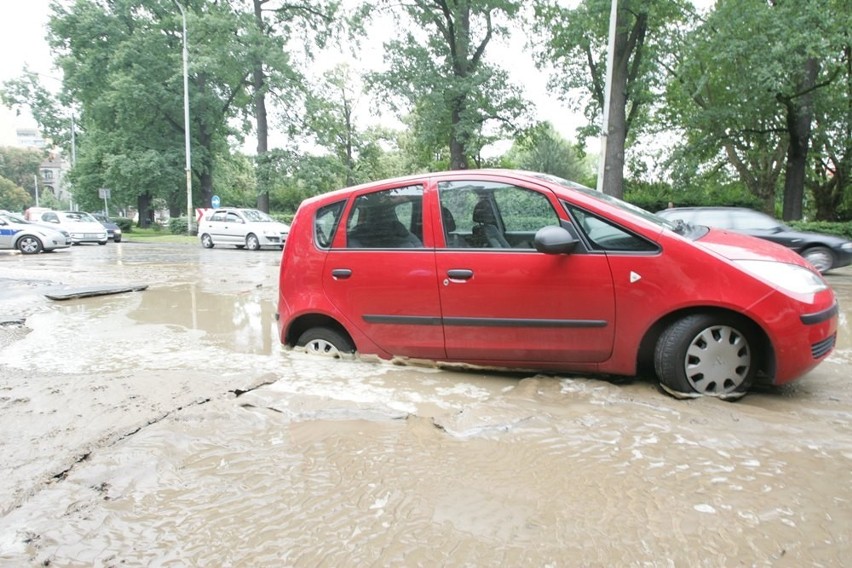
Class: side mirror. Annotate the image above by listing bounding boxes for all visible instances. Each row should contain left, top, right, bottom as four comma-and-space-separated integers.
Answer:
534, 225, 578, 254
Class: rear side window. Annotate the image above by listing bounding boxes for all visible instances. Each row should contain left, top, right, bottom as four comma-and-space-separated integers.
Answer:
314, 200, 345, 248
346, 186, 424, 249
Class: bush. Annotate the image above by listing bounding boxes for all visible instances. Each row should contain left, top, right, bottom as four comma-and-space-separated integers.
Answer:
168, 216, 197, 236
788, 220, 852, 239
114, 217, 133, 232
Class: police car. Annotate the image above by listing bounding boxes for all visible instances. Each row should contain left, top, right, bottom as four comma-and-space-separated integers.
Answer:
0, 210, 72, 254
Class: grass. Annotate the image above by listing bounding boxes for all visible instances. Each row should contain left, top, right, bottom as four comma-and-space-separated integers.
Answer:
123, 227, 198, 244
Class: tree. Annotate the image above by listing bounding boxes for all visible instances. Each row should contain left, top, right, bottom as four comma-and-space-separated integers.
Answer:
0, 176, 32, 212
665, 0, 849, 220
243, 0, 339, 212
533, 0, 696, 198
0, 146, 46, 200
368, 0, 529, 170
503, 122, 588, 181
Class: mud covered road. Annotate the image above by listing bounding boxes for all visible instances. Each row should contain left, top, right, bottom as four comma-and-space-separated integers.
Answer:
1, 243, 850, 566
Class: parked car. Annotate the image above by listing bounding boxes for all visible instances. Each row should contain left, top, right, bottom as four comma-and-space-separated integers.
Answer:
276, 170, 838, 400
32, 210, 108, 245
656, 206, 852, 274
90, 213, 123, 242
198, 208, 290, 250
0, 210, 72, 254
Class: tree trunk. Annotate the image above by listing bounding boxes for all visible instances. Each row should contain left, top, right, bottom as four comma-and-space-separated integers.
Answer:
137, 192, 152, 228
781, 57, 819, 221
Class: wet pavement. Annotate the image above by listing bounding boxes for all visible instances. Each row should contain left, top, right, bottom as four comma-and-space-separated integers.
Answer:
0, 243, 850, 566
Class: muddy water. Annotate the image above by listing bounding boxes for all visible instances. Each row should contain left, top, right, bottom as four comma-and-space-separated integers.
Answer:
0, 244, 850, 566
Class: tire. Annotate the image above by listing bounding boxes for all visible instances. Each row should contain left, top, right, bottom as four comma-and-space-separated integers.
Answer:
17, 236, 43, 254
296, 327, 355, 358
246, 234, 260, 251
655, 314, 755, 398
200, 234, 214, 248
801, 246, 833, 274
113, 236, 122, 243
98, 240, 107, 246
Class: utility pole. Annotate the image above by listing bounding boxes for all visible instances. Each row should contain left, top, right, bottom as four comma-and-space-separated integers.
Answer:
596, 0, 618, 193
174, 1, 193, 235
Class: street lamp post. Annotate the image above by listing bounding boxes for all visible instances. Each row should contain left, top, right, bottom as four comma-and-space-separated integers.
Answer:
174, 1, 193, 235
596, 0, 618, 193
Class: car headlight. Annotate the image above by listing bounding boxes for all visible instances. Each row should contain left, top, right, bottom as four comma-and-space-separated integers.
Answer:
735, 260, 828, 295
841, 242, 852, 251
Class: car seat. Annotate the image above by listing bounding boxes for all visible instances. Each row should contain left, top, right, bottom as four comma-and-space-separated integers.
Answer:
442, 207, 468, 248
471, 200, 510, 248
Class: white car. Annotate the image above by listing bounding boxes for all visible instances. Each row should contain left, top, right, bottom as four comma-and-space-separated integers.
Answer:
199, 208, 290, 250
0, 210, 72, 254
35, 210, 108, 245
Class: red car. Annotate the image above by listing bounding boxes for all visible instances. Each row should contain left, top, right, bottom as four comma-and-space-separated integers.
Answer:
276, 170, 837, 399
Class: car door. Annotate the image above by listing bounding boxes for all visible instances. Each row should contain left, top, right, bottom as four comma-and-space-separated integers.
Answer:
204, 210, 230, 244
435, 179, 617, 364
321, 184, 446, 359
0, 217, 15, 248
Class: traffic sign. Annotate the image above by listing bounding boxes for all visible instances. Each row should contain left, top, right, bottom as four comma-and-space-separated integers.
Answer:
211, 195, 220, 208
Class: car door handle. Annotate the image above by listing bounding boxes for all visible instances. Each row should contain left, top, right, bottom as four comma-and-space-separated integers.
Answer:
447, 269, 473, 280
331, 268, 352, 279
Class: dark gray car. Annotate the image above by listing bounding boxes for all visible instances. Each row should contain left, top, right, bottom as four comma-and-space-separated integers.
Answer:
657, 206, 852, 273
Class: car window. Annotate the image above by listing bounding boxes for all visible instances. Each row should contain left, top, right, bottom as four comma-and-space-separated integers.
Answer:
242, 209, 273, 222
211, 211, 226, 222
225, 212, 242, 223
692, 209, 733, 229
315, 200, 345, 248
568, 206, 658, 252
438, 181, 559, 249
346, 185, 424, 249
42, 212, 60, 223
729, 209, 779, 230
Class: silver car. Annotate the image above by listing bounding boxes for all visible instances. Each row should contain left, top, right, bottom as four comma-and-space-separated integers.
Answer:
0, 211, 72, 254
199, 208, 290, 250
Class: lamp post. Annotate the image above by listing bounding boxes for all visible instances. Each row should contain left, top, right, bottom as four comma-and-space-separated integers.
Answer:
596, 0, 618, 193
174, 1, 193, 234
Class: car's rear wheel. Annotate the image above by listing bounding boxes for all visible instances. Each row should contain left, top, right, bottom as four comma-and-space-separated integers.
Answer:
801, 246, 833, 273
655, 314, 755, 399
200, 234, 214, 248
246, 233, 260, 251
296, 327, 354, 358
17, 236, 43, 254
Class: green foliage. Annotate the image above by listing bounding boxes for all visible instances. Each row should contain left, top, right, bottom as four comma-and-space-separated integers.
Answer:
502, 122, 590, 181
624, 179, 762, 213
788, 220, 852, 240
167, 216, 195, 235
114, 217, 133, 232
367, 0, 530, 169
0, 176, 32, 211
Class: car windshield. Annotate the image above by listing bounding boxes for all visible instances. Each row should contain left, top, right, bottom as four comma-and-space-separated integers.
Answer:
532, 173, 688, 234
1, 212, 28, 224
64, 212, 97, 223
241, 209, 274, 222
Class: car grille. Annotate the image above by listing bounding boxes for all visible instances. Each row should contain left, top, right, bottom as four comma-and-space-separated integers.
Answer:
811, 334, 836, 359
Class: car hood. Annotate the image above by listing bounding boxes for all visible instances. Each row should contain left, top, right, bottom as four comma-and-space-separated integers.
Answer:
696, 227, 814, 269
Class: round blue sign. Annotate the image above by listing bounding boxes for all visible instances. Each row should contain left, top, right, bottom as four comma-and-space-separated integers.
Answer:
212, 195, 220, 208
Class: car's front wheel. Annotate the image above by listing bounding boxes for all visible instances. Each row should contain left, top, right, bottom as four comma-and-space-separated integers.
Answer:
655, 314, 755, 399
801, 246, 833, 274
113, 236, 122, 243
17, 236, 43, 254
246, 233, 260, 251
296, 327, 355, 358
200, 234, 214, 248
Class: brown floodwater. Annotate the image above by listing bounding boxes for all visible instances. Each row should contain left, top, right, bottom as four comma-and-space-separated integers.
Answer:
0, 243, 850, 566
